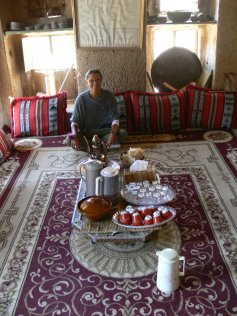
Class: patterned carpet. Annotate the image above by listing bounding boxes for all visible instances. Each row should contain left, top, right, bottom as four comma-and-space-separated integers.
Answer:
123, 129, 235, 143
0, 132, 237, 315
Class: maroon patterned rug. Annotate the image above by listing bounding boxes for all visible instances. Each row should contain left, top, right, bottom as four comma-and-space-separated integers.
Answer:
0, 134, 237, 315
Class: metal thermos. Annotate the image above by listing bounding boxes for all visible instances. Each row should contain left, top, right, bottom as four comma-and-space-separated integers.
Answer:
78, 160, 104, 196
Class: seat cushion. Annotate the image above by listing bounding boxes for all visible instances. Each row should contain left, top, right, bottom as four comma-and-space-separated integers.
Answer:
115, 91, 134, 134
187, 84, 237, 129
10, 92, 68, 137
129, 90, 187, 134
0, 128, 13, 165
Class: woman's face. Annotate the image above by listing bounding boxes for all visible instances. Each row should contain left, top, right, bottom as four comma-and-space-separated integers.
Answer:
87, 73, 102, 90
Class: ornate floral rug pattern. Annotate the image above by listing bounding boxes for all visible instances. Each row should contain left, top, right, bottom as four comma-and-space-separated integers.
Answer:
70, 221, 181, 278
0, 136, 237, 315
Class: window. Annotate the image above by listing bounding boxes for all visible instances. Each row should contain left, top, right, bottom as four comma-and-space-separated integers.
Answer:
22, 35, 76, 71
159, 0, 199, 12
154, 27, 198, 59
148, 24, 202, 92
153, 1, 201, 59
147, 1, 217, 92
22, 34, 76, 95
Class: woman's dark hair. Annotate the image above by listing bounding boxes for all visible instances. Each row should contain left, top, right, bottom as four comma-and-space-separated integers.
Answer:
85, 68, 102, 80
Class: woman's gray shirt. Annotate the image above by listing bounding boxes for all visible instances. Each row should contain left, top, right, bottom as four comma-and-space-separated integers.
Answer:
70, 89, 119, 133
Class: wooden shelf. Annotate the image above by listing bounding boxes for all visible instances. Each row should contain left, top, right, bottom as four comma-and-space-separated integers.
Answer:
146, 21, 217, 26
5, 28, 73, 36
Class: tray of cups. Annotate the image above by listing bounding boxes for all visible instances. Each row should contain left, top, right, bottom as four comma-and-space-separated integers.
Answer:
112, 205, 176, 231
121, 182, 176, 206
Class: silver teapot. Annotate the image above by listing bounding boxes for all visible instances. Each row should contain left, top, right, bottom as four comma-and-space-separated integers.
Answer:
84, 134, 107, 162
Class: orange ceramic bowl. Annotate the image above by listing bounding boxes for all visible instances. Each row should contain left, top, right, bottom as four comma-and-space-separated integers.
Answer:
78, 195, 112, 222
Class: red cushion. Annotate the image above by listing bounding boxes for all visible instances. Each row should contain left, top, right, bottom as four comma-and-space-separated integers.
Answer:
129, 90, 187, 133
10, 92, 68, 137
187, 84, 237, 129
114, 91, 134, 134
0, 128, 13, 164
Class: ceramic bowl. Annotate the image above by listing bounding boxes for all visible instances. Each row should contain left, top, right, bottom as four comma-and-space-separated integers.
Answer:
10, 21, 25, 31
167, 11, 191, 23
78, 195, 112, 222
157, 15, 167, 23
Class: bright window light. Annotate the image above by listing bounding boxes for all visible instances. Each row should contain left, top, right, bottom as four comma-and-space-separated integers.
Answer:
154, 29, 198, 59
22, 35, 76, 71
51, 35, 76, 69
160, 0, 198, 12
154, 30, 174, 58
176, 30, 196, 51
22, 37, 52, 71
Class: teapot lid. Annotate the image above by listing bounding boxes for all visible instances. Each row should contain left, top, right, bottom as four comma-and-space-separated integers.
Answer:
101, 166, 118, 176
158, 248, 178, 262
86, 159, 104, 169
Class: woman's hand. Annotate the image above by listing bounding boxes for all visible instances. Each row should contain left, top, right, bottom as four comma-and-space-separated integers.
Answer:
106, 132, 117, 148
71, 136, 80, 151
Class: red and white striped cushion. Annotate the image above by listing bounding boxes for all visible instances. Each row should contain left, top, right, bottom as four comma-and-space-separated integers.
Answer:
129, 90, 187, 133
10, 92, 68, 138
114, 91, 134, 134
0, 128, 13, 165
187, 84, 237, 129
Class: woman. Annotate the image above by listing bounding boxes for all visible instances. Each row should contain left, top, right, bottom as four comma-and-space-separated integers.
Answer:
69, 68, 127, 151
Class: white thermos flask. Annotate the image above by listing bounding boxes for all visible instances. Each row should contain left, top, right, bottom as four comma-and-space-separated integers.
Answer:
156, 248, 185, 293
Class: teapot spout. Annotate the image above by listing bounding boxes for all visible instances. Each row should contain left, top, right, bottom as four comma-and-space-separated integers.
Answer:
102, 141, 107, 156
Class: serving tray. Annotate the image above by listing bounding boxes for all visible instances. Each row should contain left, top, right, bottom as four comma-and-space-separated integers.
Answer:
121, 183, 176, 206
112, 206, 176, 232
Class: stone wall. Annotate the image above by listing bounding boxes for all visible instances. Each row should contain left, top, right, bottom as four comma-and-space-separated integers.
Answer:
76, 48, 146, 93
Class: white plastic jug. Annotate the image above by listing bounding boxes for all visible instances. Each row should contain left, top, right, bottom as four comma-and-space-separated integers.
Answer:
156, 248, 185, 293
95, 166, 120, 200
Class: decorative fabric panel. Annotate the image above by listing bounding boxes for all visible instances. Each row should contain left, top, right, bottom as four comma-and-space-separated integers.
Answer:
187, 85, 237, 129
129, 90, 186, 133
10, 92, 68, 138
0, 128, 13, 165
115, 91, 134, 134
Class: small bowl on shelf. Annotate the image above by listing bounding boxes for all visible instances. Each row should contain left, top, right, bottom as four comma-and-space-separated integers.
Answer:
167, 10, 191, 23
10, 21, 25, 31
77, 195, 112, 222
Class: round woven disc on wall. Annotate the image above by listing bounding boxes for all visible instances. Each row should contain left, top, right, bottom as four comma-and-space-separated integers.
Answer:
151, 47, 202, 92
